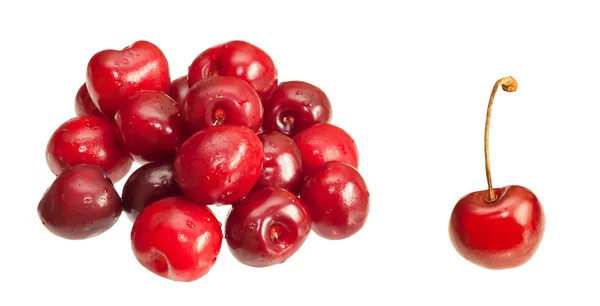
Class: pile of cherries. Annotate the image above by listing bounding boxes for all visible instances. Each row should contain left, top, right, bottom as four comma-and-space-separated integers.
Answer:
37, 40, 370, 282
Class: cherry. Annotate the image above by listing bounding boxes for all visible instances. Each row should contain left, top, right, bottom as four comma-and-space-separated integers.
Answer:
74, 82, 103, 117
168, 75, 190, 105
37, 164, 122, 240
173, 125, 264, 206
182, 76, 263, 134
131, 196, 223, 282
293, 123, 359, 177
46, 114, 133, 183
121, 161, 183, 222
86, 40, 170, 119
188, 40, 278, 101
114, 90, 185, 163
262, 81, 332, 136
448, 76, 546, 270
255, 131, 303, 195
300, 161, 369, 240
225, 187, 311, 267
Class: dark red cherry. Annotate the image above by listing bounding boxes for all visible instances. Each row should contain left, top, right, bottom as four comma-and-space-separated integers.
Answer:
169, 75, 190, 105
74, 82, 104, 117
255, 131, 303, 194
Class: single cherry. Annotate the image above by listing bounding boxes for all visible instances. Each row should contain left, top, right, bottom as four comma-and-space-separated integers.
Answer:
131, 196, 222, 282
169, 75, 190, 105
293, 123, 359, 177
187, 40, 278, 101
300, 161, 369, 240
173, 125, 264, 206
74, 82, 103, 117
37, 164, 122, 240
86, 40, 170, 119
46, 114, 133, 183
255, 131, 303, 194
225, 187, 311, 267
114, 90, 185, 163
182, 76, 263, 134
121, 161, 183, 222
262, 81, 332, 136
448, 76, 545, 270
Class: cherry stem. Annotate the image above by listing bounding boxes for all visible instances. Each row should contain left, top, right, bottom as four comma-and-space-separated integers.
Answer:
484, 76, 518, 203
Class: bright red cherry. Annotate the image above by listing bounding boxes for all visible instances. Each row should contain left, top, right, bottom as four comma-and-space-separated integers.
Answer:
37, 164, 122, 240
131, 196, 223, 282
74, 82, 103, 117
187, 40, 278, 101
300, 161, 369, 240
255, 131, 303, 194
182, 76, 263, 134
86, 40, 170, 119
46, 114, 133, 183
262, 81, 332, 136
168, 75, 190, 105
225, 187, 311, 267
121, 161, 183, 222
449, 76, 545, 270
114, 90, 185, 164
174, 125, 264, 206
293, 123, 359, 177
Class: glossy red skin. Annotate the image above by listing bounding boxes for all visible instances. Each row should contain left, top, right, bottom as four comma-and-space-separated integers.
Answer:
187, 40, 278, 101
300, 161, 369, 240
131, 196, 222, 282
449, 185, 545, 270
262, 81, 332, 137
225, 187, 311, 267
255, 131, 303, 194
182, 76, 263, 133
74, 82, 104, 117
174, 125, 264, 206
37, 164, 122, 240
115, 91, 185, 163
121, 161, 183, 222
293, 123, 359, 177
86, 40, 171, 119
168, 75, 189, 105
46, 115, 133, 183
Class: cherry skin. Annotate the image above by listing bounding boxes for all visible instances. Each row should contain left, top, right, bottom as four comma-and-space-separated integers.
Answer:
114, 90, 186, 164
255, 131, 303, 195
174, 125, 264, 206
121, 161, 183, 222
131, 196, 223, 282
168, 75, 190, 105
74, 82, 103, 117
300, 161, 370, 240
46, 114, 133, 183
449, 185, 545, 270
225, 187, 311, 267
182, 76, 263, 134
262, 81, 332, 137
293, 123, 359, 177
187, 40, 278, 101
86, 40, 170, 119
37, 164, 122, 240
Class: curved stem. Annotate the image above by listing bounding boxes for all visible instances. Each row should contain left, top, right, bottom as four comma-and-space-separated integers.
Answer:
484, 76, 518, 203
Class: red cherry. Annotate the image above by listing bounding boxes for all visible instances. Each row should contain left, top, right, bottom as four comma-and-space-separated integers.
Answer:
182, 76, 263, 134
188, 40, 278, 101
174, 125, 264, 206
121, 161, 183, 222
46, 114, 133, 183
293, 123, 359, 177
37, 164, 122, 240
225, 187, 311, 267
262, 81, 332, 136
114, 90, 185, 163
74, 82, 103, 117
300, 161, 369, 240
86, 40, 170, 119
168, 75, 189, 105
255, 131, 303, 194
131, 196, 222, 282
449, 76, 545, 270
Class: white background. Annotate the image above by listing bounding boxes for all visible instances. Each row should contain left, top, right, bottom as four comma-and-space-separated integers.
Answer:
1, 0, 599, 305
